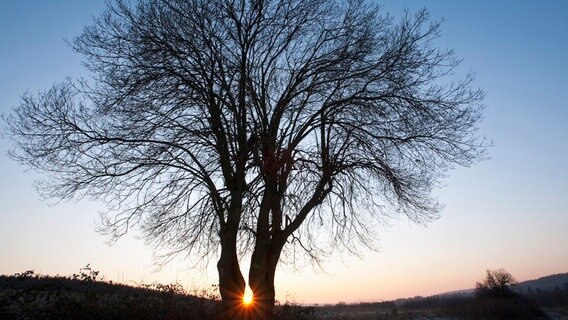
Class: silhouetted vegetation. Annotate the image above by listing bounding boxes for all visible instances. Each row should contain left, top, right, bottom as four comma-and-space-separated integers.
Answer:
525, 285, 568, 309
442, 295, 549, 320
0, 267, 332, 320
3, 267, 568, 319
450, 269, 549, 319
0, 267, 219, 320
475, 269, 517, 298
396, 270, 562, 320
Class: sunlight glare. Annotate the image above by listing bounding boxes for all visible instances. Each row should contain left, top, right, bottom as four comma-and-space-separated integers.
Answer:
243, 287, 253, 306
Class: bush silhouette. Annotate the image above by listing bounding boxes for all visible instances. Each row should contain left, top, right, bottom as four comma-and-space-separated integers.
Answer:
0, 268, 220, 320
465, 269, 549, 320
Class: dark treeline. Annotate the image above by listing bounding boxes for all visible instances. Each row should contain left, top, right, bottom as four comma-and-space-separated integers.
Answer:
522, 284, 568, 309
2, 268, 567, 319
0, 269, 218, 320
399, 282, 568, 319
400, 295, 551, 320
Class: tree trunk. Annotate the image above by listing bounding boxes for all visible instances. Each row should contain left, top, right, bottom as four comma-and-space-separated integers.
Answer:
217, 231, 246, 320
248, 239, 284, 320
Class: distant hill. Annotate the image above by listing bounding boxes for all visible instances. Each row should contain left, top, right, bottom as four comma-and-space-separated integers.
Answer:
514, 273, 568, 294
433, 272, 568, 298
392, 273, 568, 320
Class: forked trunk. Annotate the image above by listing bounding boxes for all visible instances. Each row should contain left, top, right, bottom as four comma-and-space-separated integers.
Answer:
217, 234, 246, 320
248, 239, 284, 319
249, 274, 276, 319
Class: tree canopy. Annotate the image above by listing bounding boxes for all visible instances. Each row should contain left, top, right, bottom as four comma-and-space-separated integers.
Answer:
4, 0, 488, 318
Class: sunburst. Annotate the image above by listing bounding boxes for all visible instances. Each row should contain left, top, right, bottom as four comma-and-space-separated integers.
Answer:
243, 288, 253, 306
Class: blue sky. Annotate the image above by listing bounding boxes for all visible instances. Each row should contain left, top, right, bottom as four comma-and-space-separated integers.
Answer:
1, 1, 567, 303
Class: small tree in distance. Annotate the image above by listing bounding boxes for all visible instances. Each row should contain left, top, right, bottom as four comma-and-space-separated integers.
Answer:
475, 269, 517, 298
471, 269, 550, 320
3, 0, 488, 318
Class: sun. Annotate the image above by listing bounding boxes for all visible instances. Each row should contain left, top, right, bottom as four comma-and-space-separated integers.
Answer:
243, 290, 253, 306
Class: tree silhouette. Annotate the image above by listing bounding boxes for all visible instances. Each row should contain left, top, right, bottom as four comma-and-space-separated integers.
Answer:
476, 269, 517, 298
472, 269, 550, 319
3, 0, 488, 318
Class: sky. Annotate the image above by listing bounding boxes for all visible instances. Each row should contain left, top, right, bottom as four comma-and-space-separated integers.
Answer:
1, 0, 567, 304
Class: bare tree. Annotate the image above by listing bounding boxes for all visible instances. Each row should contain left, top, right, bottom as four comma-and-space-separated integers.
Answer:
3, 0, 487, 318
476, 269, 517, 298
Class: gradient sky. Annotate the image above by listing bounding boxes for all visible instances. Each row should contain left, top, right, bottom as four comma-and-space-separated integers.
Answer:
1, 1, 567, 304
